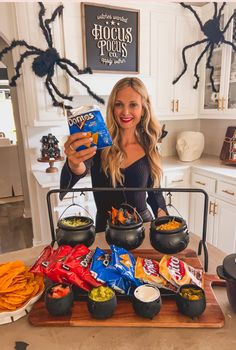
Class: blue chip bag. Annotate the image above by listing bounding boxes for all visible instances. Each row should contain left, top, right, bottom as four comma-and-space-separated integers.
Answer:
67, 105, 112, 151
90, 247, 131, 295
111, 245, 143, 287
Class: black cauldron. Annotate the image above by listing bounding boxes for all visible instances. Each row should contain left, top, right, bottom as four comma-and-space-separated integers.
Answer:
217, 254, 236, 313
45, 283, 74, 316
175, 284, 206, 318
87, 287, 117, 319
105, 219, 145, 251
149, 216, 189, 254
56, 215, 95, 247
132, 285, 161, 319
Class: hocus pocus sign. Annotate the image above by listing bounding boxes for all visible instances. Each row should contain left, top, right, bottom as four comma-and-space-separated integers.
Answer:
81, 3, 139, 73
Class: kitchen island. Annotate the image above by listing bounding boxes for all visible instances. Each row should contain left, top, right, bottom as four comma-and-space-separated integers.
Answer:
0, 231, 235, 350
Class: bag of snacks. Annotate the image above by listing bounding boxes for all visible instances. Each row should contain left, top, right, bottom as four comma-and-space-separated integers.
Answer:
159, 255, 203, 288
67, 105, 112, 151
30, 245, 54, 274
111, 245, 142, 287
64, 245, 102, 288
90, 247, 131, 294
135, 257, 167, 287
45, 245, 91, 291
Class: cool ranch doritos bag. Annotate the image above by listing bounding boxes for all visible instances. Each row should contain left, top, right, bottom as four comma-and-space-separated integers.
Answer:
67, 105, 112, 151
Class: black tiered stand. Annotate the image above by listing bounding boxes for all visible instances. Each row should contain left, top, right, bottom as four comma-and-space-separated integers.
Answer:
46, 187, 209, 272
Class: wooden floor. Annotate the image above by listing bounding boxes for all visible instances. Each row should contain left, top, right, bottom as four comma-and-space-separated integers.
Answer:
0, 199, 33, 254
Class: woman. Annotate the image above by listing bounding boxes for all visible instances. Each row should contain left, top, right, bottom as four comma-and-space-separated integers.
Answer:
60, 77, 168, 232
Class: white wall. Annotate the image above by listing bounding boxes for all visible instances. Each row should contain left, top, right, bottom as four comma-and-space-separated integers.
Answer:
160, 119, 200, 157
200, 119, 236, 156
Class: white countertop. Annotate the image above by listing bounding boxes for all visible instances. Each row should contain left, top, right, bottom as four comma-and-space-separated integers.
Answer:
32, 154, 236, 189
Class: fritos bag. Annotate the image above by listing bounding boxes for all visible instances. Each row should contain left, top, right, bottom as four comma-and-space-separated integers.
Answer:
67, 105, 112, 151
159, 255, 203, 288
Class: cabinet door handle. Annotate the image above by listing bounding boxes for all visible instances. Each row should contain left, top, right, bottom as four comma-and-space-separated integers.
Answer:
217, 97, 221, 111
209, 201, 214, 215
214, 203, 218, 216
222, 189, 235, 196
171, 100, 175, 112
176, 99, 179, 112
171, 179, 184, 183
221, 97, 225, 111
195, 180, 206, 186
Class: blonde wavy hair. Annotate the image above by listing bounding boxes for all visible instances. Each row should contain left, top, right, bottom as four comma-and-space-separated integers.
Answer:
101, 77, 162, 187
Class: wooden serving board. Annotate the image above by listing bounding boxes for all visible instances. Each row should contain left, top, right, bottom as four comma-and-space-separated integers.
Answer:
28, 249, 226, 328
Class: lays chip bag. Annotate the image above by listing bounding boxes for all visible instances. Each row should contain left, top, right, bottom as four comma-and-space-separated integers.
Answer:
67, 105, 112, 151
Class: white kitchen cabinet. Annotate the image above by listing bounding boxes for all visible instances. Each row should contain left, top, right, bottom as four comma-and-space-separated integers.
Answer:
199, 3, 236, 118
189, 171, 236, 254
189, 193, 215, 245
150, 7, 198, 120
164, 169, 190, 223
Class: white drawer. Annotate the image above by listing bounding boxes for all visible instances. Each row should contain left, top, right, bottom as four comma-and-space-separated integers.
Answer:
217, 180, 236, 203
165, 171, 189, 187
191, 173, 216, 193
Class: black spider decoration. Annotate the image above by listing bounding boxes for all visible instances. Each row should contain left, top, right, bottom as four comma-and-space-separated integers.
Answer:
173, 2, 236, 93
0, 2, 104, 109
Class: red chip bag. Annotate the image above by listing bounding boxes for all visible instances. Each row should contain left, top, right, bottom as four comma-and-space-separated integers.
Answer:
45, 245, 72, 282
30, 245, 54, 274
64, 245, 102, 288
45, 245, 91, 291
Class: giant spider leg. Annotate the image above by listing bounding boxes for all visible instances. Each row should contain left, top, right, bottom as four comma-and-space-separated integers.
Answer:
59, 58, 92, 75
47, 75, 73, 101
38, 2, 51, 46
10, 50, 41, 86
44, 5, 64, 48
45, 76, 71, 109
180, 3, 204, 31
213, 2, 217, 19
173, 39, 208, 85
222, 39, 236, 51
193, 42, 211, 89
205, 44, 218, 93
222, 11, 235, 34
0, 40, 43, 60
57, 61, 105, 104
217, 2, 226, 21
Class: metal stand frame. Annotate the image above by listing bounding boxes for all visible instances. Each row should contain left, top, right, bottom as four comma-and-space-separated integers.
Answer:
46, 187, 209, 272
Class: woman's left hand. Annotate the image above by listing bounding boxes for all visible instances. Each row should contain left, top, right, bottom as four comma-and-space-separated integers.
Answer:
157, 208, 167, 217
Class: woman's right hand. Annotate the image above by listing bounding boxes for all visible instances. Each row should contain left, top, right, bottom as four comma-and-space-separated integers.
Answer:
64, 132, 97, 175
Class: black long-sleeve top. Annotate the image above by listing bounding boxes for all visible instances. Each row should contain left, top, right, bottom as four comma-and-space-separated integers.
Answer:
60, 151, 167, 232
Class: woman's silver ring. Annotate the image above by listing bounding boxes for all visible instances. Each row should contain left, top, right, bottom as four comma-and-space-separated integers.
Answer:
69, 144, 74, 151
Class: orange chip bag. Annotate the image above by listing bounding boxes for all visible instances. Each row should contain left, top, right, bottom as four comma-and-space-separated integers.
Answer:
159, 255, 191, 287
135, 257, 166, 287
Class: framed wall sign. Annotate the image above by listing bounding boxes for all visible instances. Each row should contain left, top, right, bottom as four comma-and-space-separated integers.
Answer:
81, 3, 140, 73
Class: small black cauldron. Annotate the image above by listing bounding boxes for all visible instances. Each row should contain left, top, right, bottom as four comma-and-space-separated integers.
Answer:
149, 216, 189, 254
175, 284, 206, 318
56, 215, 95, 247
105, 220, 145, 251
105, 204, 145, 251
132, 285, 161, 319
45, 283, 74, 316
